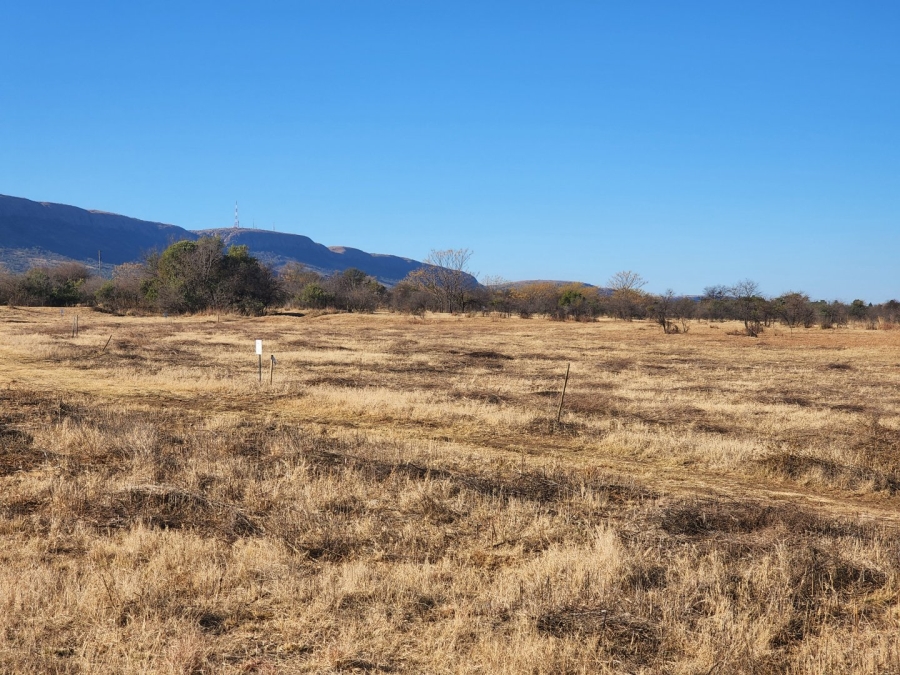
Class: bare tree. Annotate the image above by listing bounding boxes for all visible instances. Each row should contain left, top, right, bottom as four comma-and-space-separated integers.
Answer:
481, 275, 515, 317
650, 289, 679, 333
673, 295, 696, 333
731, 279, 764, 336
405, 248, 477, 314
608, 270, 647, 320
699, 285, 731, 321
609, 270, 647, 293
0, 265, 17, 306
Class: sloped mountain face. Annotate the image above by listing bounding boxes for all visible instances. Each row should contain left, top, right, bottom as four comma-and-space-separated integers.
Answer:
193, 229, 424, 286
0, 194, 193, 268
0, 195, 426, 285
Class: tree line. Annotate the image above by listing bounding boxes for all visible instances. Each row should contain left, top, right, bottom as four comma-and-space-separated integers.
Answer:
1, 240, 897, 332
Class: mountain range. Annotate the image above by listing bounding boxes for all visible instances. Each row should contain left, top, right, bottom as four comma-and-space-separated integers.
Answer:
0, 194, 427, 285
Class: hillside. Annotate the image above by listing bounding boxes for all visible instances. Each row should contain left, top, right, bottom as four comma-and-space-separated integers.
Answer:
193, 228, 423, 286
0, 195, 426, 285
0, 194, 191, 271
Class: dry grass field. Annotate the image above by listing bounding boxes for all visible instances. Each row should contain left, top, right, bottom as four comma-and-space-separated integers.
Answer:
1, 306, 899, 674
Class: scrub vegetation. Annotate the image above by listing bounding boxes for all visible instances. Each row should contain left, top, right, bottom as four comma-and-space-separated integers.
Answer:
2, 248, 898, 334
1, 307, 899, 673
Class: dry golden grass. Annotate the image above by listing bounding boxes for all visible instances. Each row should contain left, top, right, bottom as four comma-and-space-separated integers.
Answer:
1, 306, 899, 673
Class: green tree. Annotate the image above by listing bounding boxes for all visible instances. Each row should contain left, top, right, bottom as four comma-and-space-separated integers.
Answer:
776, 292, 815, 334
146, 237, 280, 315
849, 299, 869, 322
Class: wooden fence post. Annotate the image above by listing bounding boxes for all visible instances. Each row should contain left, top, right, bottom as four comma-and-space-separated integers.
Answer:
556, 362, 570, 425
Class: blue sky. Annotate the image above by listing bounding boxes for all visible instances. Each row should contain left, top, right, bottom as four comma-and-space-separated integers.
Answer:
2, 1, 898, 300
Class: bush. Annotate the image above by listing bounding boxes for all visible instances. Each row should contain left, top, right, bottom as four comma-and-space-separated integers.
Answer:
143, 237, 281, 315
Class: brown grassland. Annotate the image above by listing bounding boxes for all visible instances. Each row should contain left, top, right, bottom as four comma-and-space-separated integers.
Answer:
1, 307, 899, 674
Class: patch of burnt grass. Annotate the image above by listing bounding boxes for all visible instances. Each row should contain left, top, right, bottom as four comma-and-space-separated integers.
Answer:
632, 406, 732, 432
410, 494, 459, 525
301, 446, 654, 507
0, 388, 88, 424
756, 393, 816, 408
825, 362, 853, 371
139, 343, 206, 366
853, 417, 900, 457
465, 350, 513, 360
0, 427, 40, 476
829, 402, 868, 413
769, 616, 807, 649
602, 357, 634, 374
307, 375, 370, 388
536, 607, 660, 657
560, 393, 617, 415
276, 526, 362, 562
776, 545, 890, 638
85, 484, 262, 540
759, 453, 900, 493
447, 389, 510, 405
321, 495, 365, 516
334, 657, 395, 673
525, 418, 586, 437
621, 563, 668, 591
387, 339, 419, 354
196, 610, 227, 634
660, 499, 781, 536
384, 362, 449, 375
556, 394, 733, 432
693, 421, 733, 435
518, 352, 558, 361
0, 497, 44, 518
658, 498, 882, 540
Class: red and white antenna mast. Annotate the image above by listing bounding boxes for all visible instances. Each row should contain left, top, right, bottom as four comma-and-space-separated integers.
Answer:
234, 201, 240, 229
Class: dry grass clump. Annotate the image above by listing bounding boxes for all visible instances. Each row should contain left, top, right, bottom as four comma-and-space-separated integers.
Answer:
1, 308, 900, 672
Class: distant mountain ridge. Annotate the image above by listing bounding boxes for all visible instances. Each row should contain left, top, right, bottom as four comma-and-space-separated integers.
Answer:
0, 194, 426, 285
191, 228, 423, 285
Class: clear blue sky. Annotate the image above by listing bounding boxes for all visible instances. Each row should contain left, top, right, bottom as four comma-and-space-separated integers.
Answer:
2, 1, 898, 301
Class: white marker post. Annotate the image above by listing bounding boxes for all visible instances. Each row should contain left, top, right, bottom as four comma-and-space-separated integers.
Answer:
256, 340, 263, 382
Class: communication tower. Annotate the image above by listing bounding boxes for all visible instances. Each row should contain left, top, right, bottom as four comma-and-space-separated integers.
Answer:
234, 201, 240, 229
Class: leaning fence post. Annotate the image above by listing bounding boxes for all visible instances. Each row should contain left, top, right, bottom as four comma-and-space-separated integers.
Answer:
556, 362, 570, 425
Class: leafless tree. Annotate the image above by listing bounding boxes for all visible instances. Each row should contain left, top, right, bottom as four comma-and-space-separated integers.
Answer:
608, 270, 647, 320
405, 248, 477, 313
609, 270, 647, 292
0, 265, 15, 306
731, 279, 764, 336
650, 289, 679, 333
673, 296, 695, 333
481, 275, 515, 317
